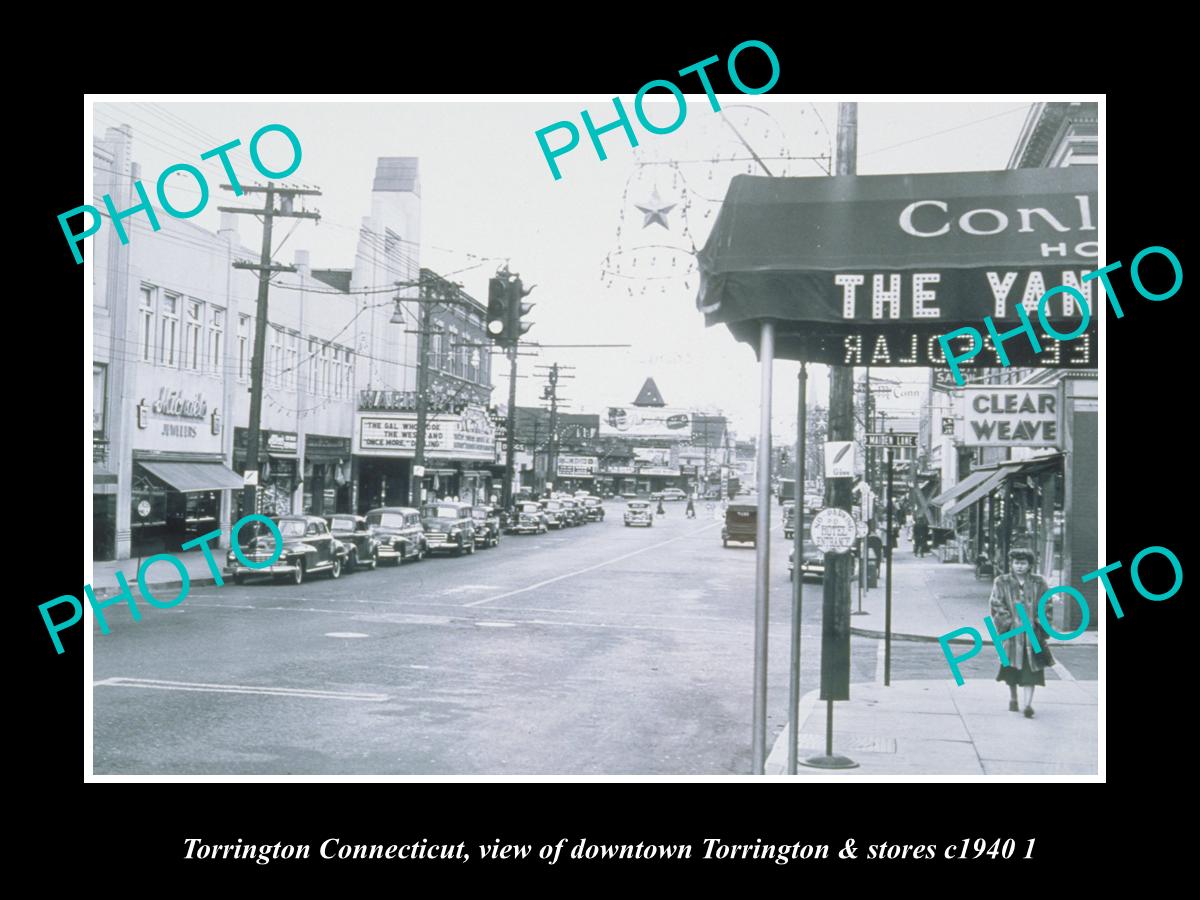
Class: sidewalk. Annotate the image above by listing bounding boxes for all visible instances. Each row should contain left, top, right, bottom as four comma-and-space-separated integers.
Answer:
765, 679, 1098, 775
90, 549, 223, 600
848, 544, 1098, 646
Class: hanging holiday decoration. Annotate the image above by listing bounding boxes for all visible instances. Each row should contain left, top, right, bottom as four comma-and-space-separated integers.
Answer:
634, 187, 676, 230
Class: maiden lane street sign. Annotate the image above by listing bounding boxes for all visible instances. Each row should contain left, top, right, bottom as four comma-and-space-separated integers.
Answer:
697, 167, 1099, 369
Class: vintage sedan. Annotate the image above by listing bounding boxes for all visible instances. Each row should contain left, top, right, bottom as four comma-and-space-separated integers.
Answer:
541, 498, 568, 530
559, 497, 586, 526
624, 500, 654, 527
225, 514, 347, 585
366, 506, 427, 564
511, 501, 549, 534
471, 506, 502, 548
421, 501, 478, 555
326, 514, 379, 571
580, 495, 605, 521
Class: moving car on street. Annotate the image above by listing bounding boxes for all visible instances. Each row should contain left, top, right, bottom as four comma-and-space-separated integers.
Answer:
722, 498, 758, 548
580, 495, 605, 521
225, 514, 347, 585
624, 500, 654, 527
366, 506, 427, 564
326, 514, 380, 571
471, 506, 502, 548
421, 501, 478, 556
657, 488, 688, 502
782, 501, 796, 540
559, 497, 586, 526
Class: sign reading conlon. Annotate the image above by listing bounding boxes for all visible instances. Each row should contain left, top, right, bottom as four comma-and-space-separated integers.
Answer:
557, 455, 597, 478
356, 407, 495, 460
962, 388, 1060, 447
698, 167, 1098, 368
601, 407, 691, 438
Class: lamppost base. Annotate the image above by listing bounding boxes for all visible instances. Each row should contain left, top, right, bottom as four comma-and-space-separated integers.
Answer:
851, 610, 871, 616
799, 754, 860, 770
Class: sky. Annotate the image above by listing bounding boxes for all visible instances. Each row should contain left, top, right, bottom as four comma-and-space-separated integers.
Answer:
92, 97, 1032, 438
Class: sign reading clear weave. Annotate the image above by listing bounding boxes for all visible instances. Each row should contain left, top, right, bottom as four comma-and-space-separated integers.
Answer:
962, 388, 1061, 447
696, 168, 1099, 369
356, 407, 495, 460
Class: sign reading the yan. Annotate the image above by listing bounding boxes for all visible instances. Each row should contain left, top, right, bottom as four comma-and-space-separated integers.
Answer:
961, 388, 1060, 447
696, 168, 1098, 368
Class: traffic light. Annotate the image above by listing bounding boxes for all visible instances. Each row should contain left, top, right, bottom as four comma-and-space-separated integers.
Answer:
508, 277, 535, 341
486, 276, 509, 342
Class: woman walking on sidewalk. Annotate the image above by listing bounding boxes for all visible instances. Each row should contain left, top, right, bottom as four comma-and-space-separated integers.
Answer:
990, 548, 1053, 718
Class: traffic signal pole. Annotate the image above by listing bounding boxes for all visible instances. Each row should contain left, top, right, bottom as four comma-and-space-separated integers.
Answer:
504, 346, 518, 507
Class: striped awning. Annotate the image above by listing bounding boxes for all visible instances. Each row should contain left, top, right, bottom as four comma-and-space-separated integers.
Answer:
138, 461, 244, 493
929, 467, 996, 508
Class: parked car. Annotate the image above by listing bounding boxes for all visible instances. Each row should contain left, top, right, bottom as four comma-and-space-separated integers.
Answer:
326, 514, 380, 571
580, 495, 605, 521
541, 498, 568, 529
511, 501, 549, 534
559, 497, 585, 526
782, 501, 796, 540
722, 498, 758, 547
421, 501, 478, 555
624, 500, 654, 527
366, 506, 427, 564
471, 506, 502, 548
225, 514, 347, 585
657, 488, 688, 502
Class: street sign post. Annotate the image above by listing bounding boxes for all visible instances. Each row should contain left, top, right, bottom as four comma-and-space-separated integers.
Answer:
866, 432, 917, 449
810, 508, 856, 553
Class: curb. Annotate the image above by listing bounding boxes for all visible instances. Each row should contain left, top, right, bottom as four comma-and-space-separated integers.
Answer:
90, 575, 219, 601
849, 625, 1097, 647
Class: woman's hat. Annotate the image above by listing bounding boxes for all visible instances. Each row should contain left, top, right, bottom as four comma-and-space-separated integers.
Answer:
1007, 548, 1036, 564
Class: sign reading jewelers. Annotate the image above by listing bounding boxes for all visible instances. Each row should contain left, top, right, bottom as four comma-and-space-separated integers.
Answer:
697, 167, 1099, 369
961, 388, 1061, 448
356, 407, 495, 460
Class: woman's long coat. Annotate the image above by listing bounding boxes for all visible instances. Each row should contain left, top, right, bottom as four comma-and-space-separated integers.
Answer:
989, 573, 1050, 672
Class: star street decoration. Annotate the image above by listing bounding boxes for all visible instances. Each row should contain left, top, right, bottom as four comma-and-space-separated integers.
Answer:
634, 188, 676, 230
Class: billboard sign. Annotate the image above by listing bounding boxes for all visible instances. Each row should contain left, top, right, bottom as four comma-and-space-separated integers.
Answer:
600, 406, 692, 437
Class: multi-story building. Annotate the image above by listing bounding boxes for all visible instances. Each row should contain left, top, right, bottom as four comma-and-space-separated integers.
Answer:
91, 127, 493, 560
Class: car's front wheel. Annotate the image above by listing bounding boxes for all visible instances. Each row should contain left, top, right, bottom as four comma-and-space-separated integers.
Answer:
368, 549, 378, 570
292, 560, 305, 585
330, 557, 342, 579
348, 549, 358, 571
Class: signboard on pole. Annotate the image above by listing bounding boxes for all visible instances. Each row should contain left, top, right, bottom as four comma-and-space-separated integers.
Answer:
825, 441, 855, 478
811, 508, 856, 553
961, 388, 1061, 448
866, 432, 917, 448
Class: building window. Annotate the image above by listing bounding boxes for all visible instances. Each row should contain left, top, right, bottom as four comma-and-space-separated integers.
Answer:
286, 332, 299, 390
308, 339, 318, 393
93, 363, 107, 436
237, 315, 250, 381
185, 299, 203, 371
160, 293, 179, 366
321, 343, 331, 396
209, 306, 225, 373
344, 348, 353, 397
269, 327, 283, 389
139, 286, 155, 362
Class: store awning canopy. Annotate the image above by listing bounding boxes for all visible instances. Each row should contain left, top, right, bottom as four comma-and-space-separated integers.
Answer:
695, 167, 1098, 367
942, 455, 1063, 518
929, 467, 995, 508
139, 461, 244, 493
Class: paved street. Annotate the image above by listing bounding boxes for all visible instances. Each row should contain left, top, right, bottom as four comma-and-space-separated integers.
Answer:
93, 506, 1096, 775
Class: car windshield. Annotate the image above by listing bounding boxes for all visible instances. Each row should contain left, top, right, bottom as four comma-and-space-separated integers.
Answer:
329, 517, 357, 531
584, 498, 600, 506
423, 506, 458, 519
471, 509, 488, 520
520, 503, 541, 512
367, 512, 407, 529
545, 501, 562, 510
277, 520, 306, 538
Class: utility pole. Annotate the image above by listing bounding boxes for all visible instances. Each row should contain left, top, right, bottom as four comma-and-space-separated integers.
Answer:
504, 347, 518, 505
547, 363, 559, 492
219, 182, 320, 522
411, 288, 433, 508
804, 101, 858, 770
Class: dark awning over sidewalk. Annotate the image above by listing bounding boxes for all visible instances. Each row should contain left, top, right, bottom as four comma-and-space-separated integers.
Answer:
696, 168, 1098, 366
138, 461, 244, 493
943, 454, 1064, 518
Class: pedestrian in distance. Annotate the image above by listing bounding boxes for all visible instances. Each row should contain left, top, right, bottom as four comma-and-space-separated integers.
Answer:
913, 517, 930, 558
656, 497, 666, 516
990, 548, 1054, 718
685, 496, 696, 519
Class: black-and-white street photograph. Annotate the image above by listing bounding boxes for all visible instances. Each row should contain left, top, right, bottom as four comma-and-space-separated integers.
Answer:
85, 97, 1100, 776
